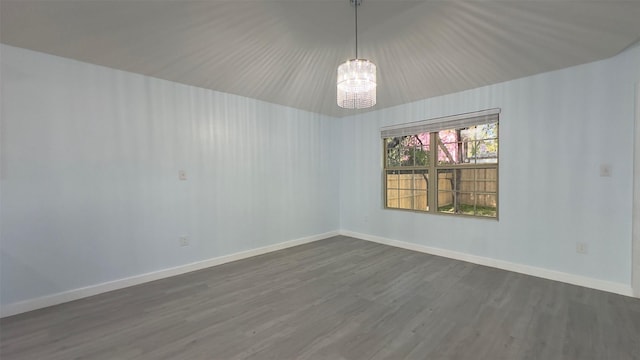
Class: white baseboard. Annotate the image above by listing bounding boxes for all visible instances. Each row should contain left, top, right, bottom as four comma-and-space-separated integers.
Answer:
632, 80, 640, 297
3, 229, 633, 318
0, 231, 339, 318
339, 230, 635, 298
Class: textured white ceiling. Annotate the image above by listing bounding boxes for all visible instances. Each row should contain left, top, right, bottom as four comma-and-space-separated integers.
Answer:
1, 0, 639, 117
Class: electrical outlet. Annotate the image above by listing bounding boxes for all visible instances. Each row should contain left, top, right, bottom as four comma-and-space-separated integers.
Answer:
576, 242, 588, 254
179, 236, 189, 247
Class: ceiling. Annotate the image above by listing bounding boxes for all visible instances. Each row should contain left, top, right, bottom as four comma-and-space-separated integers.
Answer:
1, 0, 639, 117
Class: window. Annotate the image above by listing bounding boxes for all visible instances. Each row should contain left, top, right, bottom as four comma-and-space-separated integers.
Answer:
382, 109, 499, 218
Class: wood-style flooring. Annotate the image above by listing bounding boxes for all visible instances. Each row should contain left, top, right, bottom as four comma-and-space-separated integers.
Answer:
1, 236, 639, 359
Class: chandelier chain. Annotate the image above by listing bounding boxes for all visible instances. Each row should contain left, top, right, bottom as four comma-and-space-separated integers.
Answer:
355, 0, 358, 59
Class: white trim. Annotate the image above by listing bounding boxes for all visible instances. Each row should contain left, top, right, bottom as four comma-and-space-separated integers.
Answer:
380, 108, 500, 138
339, 230, 634, 297
633, 81, 640, 298
0, 231, 339, 318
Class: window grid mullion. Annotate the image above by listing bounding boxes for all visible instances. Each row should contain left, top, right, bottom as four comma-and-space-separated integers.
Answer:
383, 118, 498, 219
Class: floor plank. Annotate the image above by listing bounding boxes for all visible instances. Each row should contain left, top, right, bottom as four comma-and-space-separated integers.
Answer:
1, 236, 639, 359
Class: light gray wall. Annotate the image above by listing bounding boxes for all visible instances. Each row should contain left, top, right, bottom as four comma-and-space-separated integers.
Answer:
0, 45, 339, 306
339, 44, 640, 286
2, 42, 639, 308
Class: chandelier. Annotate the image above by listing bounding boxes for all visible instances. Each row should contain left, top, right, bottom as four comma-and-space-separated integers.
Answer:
337, 0, 376, 109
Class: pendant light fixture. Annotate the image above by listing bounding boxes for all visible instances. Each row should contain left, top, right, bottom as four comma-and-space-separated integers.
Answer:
337, 0, 376, 109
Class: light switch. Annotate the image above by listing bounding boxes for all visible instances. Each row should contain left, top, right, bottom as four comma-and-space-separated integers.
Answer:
179, 170, 187, 180
599, 164, 611, 177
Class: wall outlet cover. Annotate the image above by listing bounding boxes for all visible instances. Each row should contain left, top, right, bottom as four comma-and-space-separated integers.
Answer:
179, 236, 189, 247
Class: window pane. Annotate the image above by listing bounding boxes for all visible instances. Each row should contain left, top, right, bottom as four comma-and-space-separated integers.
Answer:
476, 179, 497, 193
476, 194, 497, 217
437, 191, 454, 213
396, 170, 411, 210
386, 171, 399, 189
386, 148, 401, 167
437, 168, 453, 184
413, 170, 428, 191
476, 122, 498, 140
438, 191, 477, 215
437, 129, 455, 164
413, 145, 430, 166
477, 169, 497, 194
385, 138, 402, 167
462, 123, 498, 141
398, 189, 413, 210
457, 192, 476, 215
385, 171, 399, 208
437, 168, 454, 214
385, 169, 429, 212
385, 135, 430, 167
404, 134, 429, 166
475, 139, 498, 163
460, 127, 474, 141
387, 189, 399, 208
437, 124, 499, 164
475, 168, 497, 180
436, 168, 497, 217
437, 168, 475, 192
414, 190, 428, 211
458, 169, 475, 192
413, 170, 429, 211
398, 170, 413, 189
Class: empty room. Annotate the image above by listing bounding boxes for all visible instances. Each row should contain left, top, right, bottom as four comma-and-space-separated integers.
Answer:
1, 0, 640, 359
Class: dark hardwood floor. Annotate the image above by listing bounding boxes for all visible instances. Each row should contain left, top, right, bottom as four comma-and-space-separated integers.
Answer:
1, 236, 639, 359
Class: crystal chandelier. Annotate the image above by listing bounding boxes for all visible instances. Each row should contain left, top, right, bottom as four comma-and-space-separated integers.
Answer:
337, 0, 376, 109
